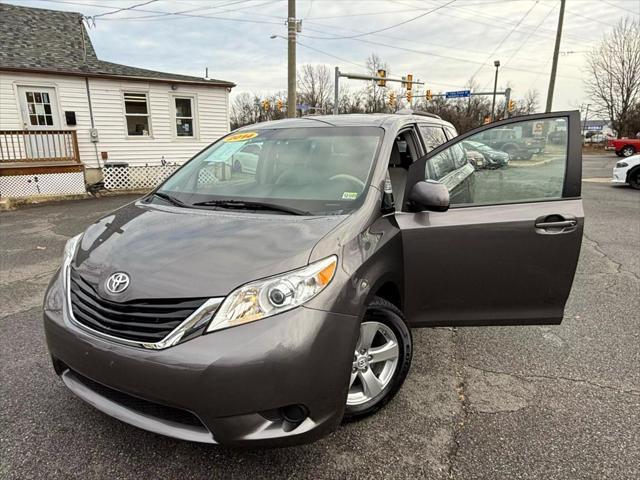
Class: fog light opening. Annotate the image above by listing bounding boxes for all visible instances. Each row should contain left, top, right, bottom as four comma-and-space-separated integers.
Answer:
279, 404, 309, 432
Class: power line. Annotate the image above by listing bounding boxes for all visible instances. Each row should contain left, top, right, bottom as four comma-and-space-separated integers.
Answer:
600, 0, 640, 15
390, 0, 594, 45
299, 0, 457, 40
21, 0, 284, 24
503, 2, 558, 68
566, 9, 621, 28
304, 19, 523, 57
99, 0, 283, 22
298, 27, 582, 81
470, 0, 539, 81
92, 0, 158, 19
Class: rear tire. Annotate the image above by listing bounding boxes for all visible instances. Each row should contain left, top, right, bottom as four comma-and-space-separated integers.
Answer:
343, 297, 412, 421
621, 145, 636, 157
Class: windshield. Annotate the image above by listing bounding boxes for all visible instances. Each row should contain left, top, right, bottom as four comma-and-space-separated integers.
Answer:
156, 126, 383, 215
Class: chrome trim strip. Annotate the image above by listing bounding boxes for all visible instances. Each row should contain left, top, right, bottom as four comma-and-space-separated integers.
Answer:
63, 265, 223, 350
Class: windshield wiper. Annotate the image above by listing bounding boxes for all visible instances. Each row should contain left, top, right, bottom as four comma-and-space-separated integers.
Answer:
151, 191, 188, 208
192, 199, 310, 215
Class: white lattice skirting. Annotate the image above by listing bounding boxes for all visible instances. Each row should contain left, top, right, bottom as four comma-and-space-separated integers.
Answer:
0, 172, 86, 198
102, 165, 181, 190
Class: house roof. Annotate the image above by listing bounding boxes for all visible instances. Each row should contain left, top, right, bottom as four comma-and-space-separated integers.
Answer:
0, 3, 235, 87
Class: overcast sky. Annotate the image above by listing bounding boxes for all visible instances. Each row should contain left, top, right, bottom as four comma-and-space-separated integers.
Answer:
6, 0, 640, 112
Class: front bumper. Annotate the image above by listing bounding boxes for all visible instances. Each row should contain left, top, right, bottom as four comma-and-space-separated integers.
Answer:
611, 167, 628, 184
44, 272, 360, 447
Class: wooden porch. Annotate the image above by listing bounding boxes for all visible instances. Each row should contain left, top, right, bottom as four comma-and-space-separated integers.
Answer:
0, 129, 84, 176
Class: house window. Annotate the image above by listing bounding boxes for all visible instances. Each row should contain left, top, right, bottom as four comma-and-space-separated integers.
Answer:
25, 91, 54, 126
124, 92, 150, 136
174, 97, 194, 137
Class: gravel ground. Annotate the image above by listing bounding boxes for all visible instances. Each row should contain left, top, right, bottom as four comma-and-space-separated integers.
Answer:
1, 154, 638, 479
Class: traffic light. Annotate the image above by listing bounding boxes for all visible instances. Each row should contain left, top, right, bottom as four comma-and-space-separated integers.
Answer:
262, 100, 270, 112
426, 89, 432, 101
507, 99, 515, 112
377, 69, 386, 87
406, 74, 413, 91
388, 92, 396, 106
406, 91, 413, 103
276, 99, 283, 112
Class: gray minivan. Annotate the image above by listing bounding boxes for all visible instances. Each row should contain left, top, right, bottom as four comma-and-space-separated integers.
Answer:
44, 111, 584, 447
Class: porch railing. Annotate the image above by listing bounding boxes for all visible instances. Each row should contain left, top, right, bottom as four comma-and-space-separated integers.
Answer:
0, 130, 81, 163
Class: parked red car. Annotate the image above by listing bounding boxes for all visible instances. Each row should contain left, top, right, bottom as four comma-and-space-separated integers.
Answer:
607, 137, 640, 157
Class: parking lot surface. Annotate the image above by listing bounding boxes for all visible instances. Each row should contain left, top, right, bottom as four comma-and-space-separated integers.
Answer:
1, 154, 638, 479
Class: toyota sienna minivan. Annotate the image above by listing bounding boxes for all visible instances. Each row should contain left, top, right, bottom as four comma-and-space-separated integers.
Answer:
44, 110, 584, 447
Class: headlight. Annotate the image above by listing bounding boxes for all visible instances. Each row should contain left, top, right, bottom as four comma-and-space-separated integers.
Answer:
63, 234, 83, 268
206, 255, 337, 333
616, 162, 628, 168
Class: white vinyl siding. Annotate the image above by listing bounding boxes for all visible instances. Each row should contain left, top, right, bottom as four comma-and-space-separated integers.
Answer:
0, 70, 230, 168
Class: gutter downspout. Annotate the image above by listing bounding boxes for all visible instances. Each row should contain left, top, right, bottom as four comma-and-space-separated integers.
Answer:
85, 76, 101, 168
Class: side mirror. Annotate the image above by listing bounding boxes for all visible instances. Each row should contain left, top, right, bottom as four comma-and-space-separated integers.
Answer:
409, 180, 450, 212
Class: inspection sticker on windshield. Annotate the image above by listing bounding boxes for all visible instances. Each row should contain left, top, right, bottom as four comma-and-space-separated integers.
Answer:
342, 192, 358, 200
224, 132, 258, 142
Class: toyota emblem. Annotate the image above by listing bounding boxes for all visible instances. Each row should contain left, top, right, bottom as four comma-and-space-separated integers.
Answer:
105, 272, 130, 294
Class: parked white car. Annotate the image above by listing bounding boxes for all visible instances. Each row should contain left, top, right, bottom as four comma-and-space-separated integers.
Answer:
612, 154, 640, 189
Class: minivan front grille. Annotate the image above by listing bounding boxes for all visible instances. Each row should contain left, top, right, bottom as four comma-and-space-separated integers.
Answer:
69, 269, 207, 343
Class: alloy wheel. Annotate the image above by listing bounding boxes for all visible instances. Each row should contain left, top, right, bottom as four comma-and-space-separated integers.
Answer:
347, 321, 400, 406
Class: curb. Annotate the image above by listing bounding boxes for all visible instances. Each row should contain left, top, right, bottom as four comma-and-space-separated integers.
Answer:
0, 189, 149, 211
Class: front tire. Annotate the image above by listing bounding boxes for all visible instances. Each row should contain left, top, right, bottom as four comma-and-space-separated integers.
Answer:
621, 145, 636, 157
628, 167, 640, 190
344, 297, 412, 421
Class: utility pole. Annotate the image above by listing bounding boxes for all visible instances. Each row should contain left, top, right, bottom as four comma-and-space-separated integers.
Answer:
334, 67, 339, 115
287, 0, 296, 118
582, 103, 590, 137
546, 0, 565, 112
491, 60, 500, 121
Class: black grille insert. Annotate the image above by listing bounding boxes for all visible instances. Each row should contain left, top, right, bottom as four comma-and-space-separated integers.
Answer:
69, 269, 207, 343
68, 369, 206, 428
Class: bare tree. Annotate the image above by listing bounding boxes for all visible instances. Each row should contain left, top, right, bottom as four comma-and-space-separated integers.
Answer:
230, 91, 287, 130
364, 53, 389, 113
515, 88, 540, 115
297, 64, 332, 112
585, 17, 640, 137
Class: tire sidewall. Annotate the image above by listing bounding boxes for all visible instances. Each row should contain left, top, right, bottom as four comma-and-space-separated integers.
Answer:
344, 300, 412, 419
628, 167, 640, 189
622, 146, 635, 157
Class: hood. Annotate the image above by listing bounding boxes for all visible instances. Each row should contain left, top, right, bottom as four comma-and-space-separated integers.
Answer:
72, 201, 345, 300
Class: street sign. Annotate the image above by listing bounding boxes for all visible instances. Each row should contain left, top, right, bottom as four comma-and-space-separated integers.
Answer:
585, 124, 603, 131
445, 90, 471, 99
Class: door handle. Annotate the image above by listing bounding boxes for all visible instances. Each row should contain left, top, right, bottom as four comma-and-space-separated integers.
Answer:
535, 220, 576, 229
534, 215, 577, 234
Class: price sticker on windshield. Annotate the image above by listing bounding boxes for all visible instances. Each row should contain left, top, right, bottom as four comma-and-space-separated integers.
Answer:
224, 132, 258, 142
342, 192, 358, 200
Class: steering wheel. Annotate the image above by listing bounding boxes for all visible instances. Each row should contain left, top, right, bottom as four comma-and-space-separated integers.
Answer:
328, 174, 366, 191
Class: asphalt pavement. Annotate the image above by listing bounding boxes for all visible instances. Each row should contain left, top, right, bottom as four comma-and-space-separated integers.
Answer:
1, 153, 638, 479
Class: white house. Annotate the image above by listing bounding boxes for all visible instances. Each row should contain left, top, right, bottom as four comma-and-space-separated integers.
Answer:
0, 3, 234, 198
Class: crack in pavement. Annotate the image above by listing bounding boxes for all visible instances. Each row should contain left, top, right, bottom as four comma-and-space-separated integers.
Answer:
447, 327, 468, 479
465, 364, 640, 398
582, 233, 640, 283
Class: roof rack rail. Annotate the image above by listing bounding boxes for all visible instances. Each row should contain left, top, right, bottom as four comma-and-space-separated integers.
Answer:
396, 109, 441, 119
